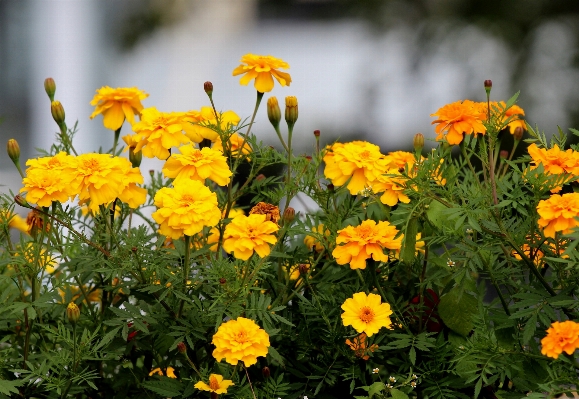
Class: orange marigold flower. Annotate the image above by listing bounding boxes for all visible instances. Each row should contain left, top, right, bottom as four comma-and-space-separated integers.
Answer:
383, 151, 417, 170
181, 107, 241, 143
232, 54, 292, 93
148, 367, 177, 378
212, 317, 270, 366
249, 202, 280, 224
323, 141, 388, 195
345, 332, 379, 361
222, 214, 279, 260
537, 193, 579, 238
162, 144, 232, 186
332, 220, 402, 270
504, 103, 526, 134
152, 180, 221, 239
194, 374, 234, 394
341, 292, 393, 337
528, 143, 579, 178
371, 168, 411, 207
431, 100, 486, 145
540, 320, 579, 359
304, 224, 331, 253
131, 107, 191, 159
90, 86, 148, 131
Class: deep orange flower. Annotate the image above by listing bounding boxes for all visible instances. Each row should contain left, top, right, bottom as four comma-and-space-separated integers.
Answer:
537, 193, 579, 238
540, 320, 579, 359
345, 333, 379, 361
90, 87, 148, 131
528, 143, 579, 178
232, 54, 292, 93
431, 100, 486, 145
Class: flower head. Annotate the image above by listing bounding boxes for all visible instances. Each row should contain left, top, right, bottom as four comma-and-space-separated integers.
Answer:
233, 54, 292, 93
431, 100, 486, 145
180, 107, 241, 143
332, 220, 402, 270
222, 214, 279, 260
345, 333, 378, 361
148, 367, 177, 378
540, 320, 579, 359
304, 224, 331, 253
249, 202, 280, 224
90, 86, 148, 131
536, 193, 579, 238
152, 180, 221, 239
194, 374, 234, 394
162, 144, 232, 186
212, 133, 252, 158
341, 292, 393, 336
212, 317, 270, 366
372, 368, 379, 374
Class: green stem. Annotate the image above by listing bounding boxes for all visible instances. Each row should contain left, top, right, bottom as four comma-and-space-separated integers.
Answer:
112, 126, 122, 155
178, 235, 191, 318
274, 125, 289, 152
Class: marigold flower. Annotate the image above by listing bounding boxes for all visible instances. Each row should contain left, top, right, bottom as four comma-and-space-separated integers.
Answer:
341, 292, 393, 336
131, 107, 191, 159
332, 220, 402, 270
528, 144, 579, 189
249, 202, 280, 224
537, 193, 579, 238
0, 210, 29, 233
345, 332, 379, 360
195, 374, 234, 394
304, 224, 331, 253
383, 151, 417, 170
540, 320, 579, 359
323, 141, 388, 195
212, 133, 252, 158
152, 180, 221, 239
431, 100, 486, 145
180, 107, 241, 143
371, 169, 411, 207
222, 214, 279, 260
212, 317, 270, 366
90, 86, 148, 131
66, 302, 80, 324
232, 53, 292, 93
162, 144, 232, 186
149, 367, 177, 378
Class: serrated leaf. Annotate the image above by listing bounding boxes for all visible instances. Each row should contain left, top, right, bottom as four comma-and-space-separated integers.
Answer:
141, 380, 182, 397
0, 380, 21, 395
390, 388, 409, 399
368, 382, 385, 398
522, 314, 537, 345
438, 288, 477, 336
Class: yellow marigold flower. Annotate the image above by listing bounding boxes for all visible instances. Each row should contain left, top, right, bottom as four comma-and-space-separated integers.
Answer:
304, 224, 331, 253
194, 374, 234, 394
90, 86, 149, 131
540, 320, 579, 359
73, 153, 146, 212
212, 133, 252, 158
341, 292, 393, 337
323, 141, 388, 195
222, 214, 279, 260
371, 168, 411, 207
431, 100, 486, 145
249, 202, 280, 224
0, 210, 29, 233
181, 107, 241, 143
537, 193, 579, 238
383, 151, 417, 170
345, 332, 379, 361
212, 317, 270, 366
162, 144, 232, 186
232, 53, 292, 93
332, 220, 402, 270
131, 107, 191, 159
122, 134, 140, 151
503, 103, 526, 134
152, 180, 221, 239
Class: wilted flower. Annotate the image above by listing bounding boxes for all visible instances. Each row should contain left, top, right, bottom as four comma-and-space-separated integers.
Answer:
212, 317, 270, 366
341, 292, 393, 337
345, 333, 378, 361
249, 202, 280, 224
233, 53, 292, 93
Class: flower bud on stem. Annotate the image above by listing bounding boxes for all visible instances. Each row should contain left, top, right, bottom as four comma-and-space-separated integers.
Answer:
267, 97, 288, 152
44, 78, 56, 102
7, 139, 24, 178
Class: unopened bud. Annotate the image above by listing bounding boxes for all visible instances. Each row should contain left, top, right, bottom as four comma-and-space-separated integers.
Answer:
283, 207, 295, 223
327, 183, 334, 192
255, 174, 266, 182
313, 130, 320, 137
484, 79, 492, 94
513, 126, 524, 141
14, 195, 30, 208
177, 342, 187, 354
413, 133, 424, 152
50, 101, 65, 125
262, 366, 271, 378
66, 302, 80, 324
203, 81, 213, 97
131, 247, 137, 253
219, 278, 226, 285
285, 96, 298, 128
44, 78, 56, 101
129, 147, 142, 168
267, 97, 281, 129
298, 264, 309, 275
499, 150, 508, 160
304, 155, 312, 162
7, 139, 20, 164
149, 169, 154, 177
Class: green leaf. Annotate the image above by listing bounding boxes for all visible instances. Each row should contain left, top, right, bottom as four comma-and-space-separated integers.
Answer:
368, 382, 385, 398
390, 388, 409, 399
409, 346, 416, 365
141, 379, 182, 397
522, 314, 537, 345
0, 380, 20, 396
268, 345, 285, 366
438, 288, 477, 336
401, 218, 418, 264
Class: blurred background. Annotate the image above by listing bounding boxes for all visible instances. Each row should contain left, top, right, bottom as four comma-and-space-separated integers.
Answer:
2, 0, 579, 197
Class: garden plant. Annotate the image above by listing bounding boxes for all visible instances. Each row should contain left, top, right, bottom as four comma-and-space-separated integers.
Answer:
1, 53, 579, 399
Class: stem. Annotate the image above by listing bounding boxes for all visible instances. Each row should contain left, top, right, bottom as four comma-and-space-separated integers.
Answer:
177, 235, 191, 318
244, 366, 258, 399
112, 126, 122, 155
232, 91, 263, 173
274, 125, 289, 152
284, 124, 294, 212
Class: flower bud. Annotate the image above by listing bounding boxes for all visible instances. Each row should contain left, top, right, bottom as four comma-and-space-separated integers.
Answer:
513, 126, 524, 141
262, 366, 271, 379
7, 139, 20, 164
255, 174, 266, 182
267, 96, 281, 129
484, 79, 492, 95
313, 129, 320, 137
129, 147, 142, 168
500, 150, 508, 160
413, 133, 424, 152
283, 207, 295, 223
285, 96, 298, 128
67, 302, 80, 324
219, 277, 226, 285
327, 183, 334, 192
44, 78, 56, 101
14, 195, 30, 209
177, 342, 187, 354
50, 101, 65, 126
298, 263, 309, 275
203, 81, 213, 96
149, 169, 154, 177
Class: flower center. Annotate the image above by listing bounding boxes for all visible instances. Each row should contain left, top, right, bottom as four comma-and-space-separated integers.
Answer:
181, 195, 195, 205
209, 375, 219, 390
82, 158, 100, 172
359, 306, 375, 323
235, 330, 248, 343
359, 150, 371, 159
